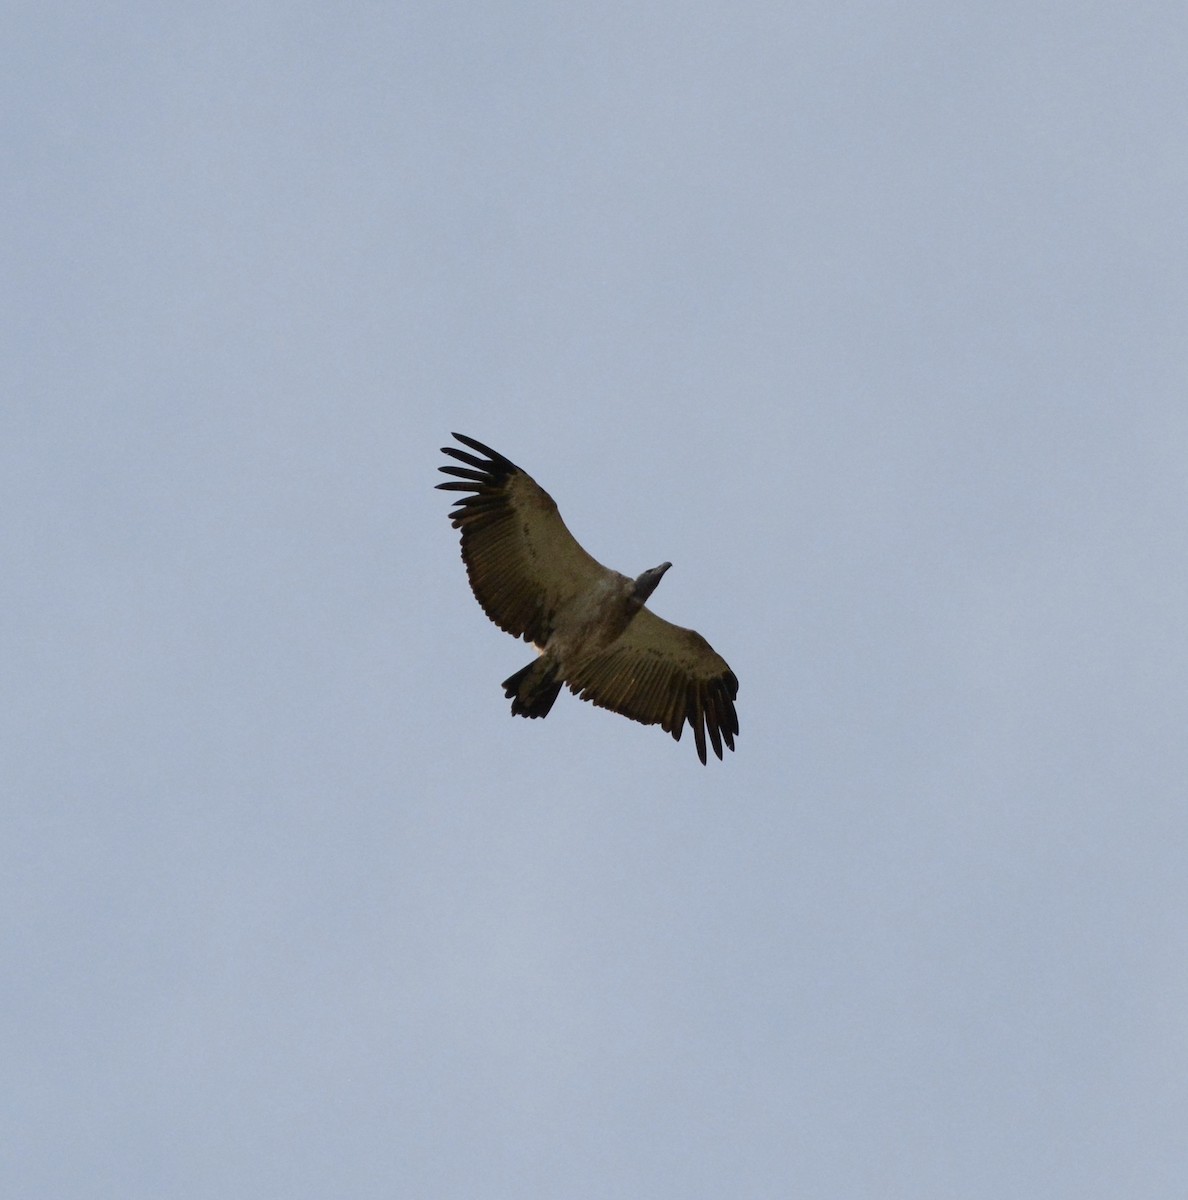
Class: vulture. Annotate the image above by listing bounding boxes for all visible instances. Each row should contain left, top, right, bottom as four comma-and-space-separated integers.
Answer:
437, 433, 739, 763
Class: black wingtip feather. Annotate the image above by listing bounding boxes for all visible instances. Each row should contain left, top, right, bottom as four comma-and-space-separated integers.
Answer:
449, 433, 520, 473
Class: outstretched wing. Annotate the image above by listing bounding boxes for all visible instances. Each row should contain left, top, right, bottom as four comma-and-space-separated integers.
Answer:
436, 433, 610, 646
566, 607, 739, 764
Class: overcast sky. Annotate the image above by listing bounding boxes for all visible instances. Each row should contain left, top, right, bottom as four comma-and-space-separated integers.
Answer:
5, 2, 1188, 1196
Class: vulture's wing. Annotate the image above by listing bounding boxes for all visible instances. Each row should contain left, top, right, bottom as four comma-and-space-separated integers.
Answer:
566, 607, 739, 764
436, 433, 609, 645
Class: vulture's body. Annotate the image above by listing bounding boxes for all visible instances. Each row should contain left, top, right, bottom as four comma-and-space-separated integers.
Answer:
437, 433, 739, 763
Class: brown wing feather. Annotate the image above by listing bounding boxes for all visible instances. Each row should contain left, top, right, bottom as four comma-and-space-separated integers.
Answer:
436, 433, 610, 645
565, 607, 739, 764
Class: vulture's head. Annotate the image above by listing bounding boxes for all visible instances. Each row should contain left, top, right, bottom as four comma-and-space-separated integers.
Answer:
633, 562, 672, 603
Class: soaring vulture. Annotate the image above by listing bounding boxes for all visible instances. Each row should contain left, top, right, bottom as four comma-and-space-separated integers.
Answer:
437, 433, 739, 763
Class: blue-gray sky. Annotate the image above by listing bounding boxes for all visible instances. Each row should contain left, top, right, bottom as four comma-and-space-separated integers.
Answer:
5, 2, 1187, 1196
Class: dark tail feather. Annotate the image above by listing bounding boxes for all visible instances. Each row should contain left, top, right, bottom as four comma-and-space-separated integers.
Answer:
502, 659, 562, 719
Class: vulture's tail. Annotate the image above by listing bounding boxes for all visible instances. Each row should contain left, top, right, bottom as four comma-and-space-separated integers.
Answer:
502, 659, 562, 719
